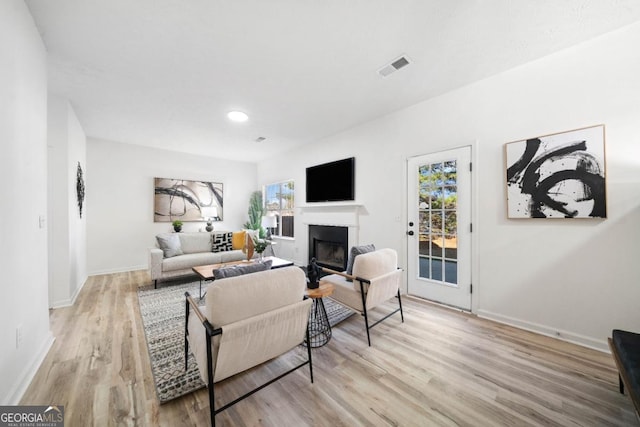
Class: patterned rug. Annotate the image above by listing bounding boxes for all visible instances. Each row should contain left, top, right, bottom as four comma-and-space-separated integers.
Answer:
138, 280, 355, 404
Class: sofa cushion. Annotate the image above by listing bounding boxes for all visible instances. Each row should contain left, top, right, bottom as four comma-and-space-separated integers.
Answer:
179, 232, 215, 254
232, 231, 246, 250
206, 266, 306, 327
346, 244, 376, 278
213, 259, 273, 280
352, 248, 397, 281
162, 252, 223, 272
156, 234, 184, 258
212, 232, 233, 252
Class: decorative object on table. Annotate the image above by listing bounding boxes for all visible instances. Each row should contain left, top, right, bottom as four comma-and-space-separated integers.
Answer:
137, 278, 353, 404
261, 214, 277, 239
307, 257, 320, 289
201, 206, 218, 232
154, 178, 223, 222
172, 220, 183, 232
76, 161, 85, 218
253, 237, 268, 259
243, 234, 255, 261
242, 190, 266, 238
505, 125, 606, 219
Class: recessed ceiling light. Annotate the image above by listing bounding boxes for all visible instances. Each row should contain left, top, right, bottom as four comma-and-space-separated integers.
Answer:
227, 111, 249, 122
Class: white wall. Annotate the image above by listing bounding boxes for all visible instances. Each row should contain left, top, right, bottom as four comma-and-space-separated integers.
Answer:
0, 0, 53, 404
47, 95, 87, 308
258, 22, 640, 350
87, 139, 258, 275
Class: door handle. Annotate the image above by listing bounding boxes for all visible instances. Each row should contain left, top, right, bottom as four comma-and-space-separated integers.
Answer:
406, 230, 414, 236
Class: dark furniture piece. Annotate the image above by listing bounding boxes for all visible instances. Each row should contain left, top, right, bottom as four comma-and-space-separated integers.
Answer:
608, 329, 640, 419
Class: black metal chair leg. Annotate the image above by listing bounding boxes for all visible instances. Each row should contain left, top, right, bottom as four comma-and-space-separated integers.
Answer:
184, 297, 189, 370
397, 289, 404, 323
306, 327, 314, 383
363, 308, 371, 347
619, 374, 624, 394
206, 334, 216, 426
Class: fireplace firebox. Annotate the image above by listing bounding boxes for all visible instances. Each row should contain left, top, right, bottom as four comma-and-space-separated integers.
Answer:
308, 225, 349, 271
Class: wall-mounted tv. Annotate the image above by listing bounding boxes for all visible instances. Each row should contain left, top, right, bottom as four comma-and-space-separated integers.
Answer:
305, 157, 355, 203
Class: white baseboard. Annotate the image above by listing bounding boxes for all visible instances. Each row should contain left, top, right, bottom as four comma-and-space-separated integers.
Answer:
3, 333, 55, 405
49, 275, 88, 309
476, 309, 608, 353
88, 265, 147, 276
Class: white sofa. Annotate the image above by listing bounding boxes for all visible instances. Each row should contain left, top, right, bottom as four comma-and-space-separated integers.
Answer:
148, 231, 251, 287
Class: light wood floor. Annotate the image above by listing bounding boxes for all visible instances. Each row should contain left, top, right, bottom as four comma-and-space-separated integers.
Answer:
21, 270, 637, 426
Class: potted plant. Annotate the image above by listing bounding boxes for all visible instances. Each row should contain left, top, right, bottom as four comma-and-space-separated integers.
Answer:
172, 220, 183, 232
253, 237, 268, 259
243, 191, 266, 239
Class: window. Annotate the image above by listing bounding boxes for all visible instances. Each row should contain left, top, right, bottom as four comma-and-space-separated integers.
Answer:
264, 180, 294, 238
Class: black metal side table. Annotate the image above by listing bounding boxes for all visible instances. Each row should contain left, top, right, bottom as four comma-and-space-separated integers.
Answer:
305, 282, 335, 348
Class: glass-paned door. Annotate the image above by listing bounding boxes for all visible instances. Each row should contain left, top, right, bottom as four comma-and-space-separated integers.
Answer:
407, 147, 471, 310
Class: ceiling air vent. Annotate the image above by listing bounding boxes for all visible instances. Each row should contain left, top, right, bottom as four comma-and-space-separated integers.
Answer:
378, 55, 411, 78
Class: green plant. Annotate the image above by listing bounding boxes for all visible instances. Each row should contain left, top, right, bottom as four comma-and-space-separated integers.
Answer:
243, 191, 266, 238
172, 220, 183, 227
253, 237, 268, 253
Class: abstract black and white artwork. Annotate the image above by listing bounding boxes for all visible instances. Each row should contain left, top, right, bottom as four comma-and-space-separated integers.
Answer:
76, 162, 85, 218
154, 178, 223, 222
505, 125, 606, 219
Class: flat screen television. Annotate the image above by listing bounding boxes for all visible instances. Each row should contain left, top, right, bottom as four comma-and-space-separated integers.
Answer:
305, 157, 355, 203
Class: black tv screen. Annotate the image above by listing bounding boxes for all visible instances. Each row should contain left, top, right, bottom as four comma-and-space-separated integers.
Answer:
306, 157, 355, 203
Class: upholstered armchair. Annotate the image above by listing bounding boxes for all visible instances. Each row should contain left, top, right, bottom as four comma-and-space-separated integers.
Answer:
321, 248, 404, 346
184, 266, 313, 426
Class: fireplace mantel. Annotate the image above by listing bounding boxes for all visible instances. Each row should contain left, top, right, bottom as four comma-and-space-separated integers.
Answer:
298, 203, 363, 227
299, 203, 363, 249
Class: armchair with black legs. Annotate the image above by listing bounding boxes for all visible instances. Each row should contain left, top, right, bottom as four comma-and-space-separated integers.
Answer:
320, 248, 404, 346
184, 266, 313, 426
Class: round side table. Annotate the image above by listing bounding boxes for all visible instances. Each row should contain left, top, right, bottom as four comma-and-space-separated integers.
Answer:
305, 282, 335, 348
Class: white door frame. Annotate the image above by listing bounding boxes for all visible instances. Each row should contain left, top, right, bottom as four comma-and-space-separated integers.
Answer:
406, 145, 474, 311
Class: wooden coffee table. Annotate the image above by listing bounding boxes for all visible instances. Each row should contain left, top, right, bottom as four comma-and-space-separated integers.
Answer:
192, 256, 294, 298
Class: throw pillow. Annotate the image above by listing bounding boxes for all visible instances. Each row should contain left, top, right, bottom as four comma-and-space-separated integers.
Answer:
156, 234, 184, 258
212, 232, 233, 252
213, 260, 273, 280
346, 244, 376, 278
232, 230, 246, 250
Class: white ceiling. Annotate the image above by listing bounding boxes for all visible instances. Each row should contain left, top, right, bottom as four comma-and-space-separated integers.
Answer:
26, 0, 640, 162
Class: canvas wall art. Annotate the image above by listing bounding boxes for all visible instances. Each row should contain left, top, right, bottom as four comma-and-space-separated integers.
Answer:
154, 178, 223, 222
505, 125, 606, 219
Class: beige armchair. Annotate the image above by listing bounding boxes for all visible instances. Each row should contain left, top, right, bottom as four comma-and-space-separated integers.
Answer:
184, 266, 313, 426
321, 248, 404, 346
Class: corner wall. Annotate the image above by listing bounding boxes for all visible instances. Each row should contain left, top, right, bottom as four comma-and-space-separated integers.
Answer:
86, 138, 258, 275
258, 21, 640, 350
0, 0, 53, 404
47, 95, 87, 308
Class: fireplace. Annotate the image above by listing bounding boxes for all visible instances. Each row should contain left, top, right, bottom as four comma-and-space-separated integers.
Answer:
308, 225, 349, 271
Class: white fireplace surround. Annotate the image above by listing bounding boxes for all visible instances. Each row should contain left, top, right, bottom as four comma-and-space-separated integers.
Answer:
299, 203, 363, 260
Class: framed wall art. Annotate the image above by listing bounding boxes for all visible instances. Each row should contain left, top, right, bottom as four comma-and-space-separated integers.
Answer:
154, 178, 223, 222
505, 125, 606, 219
